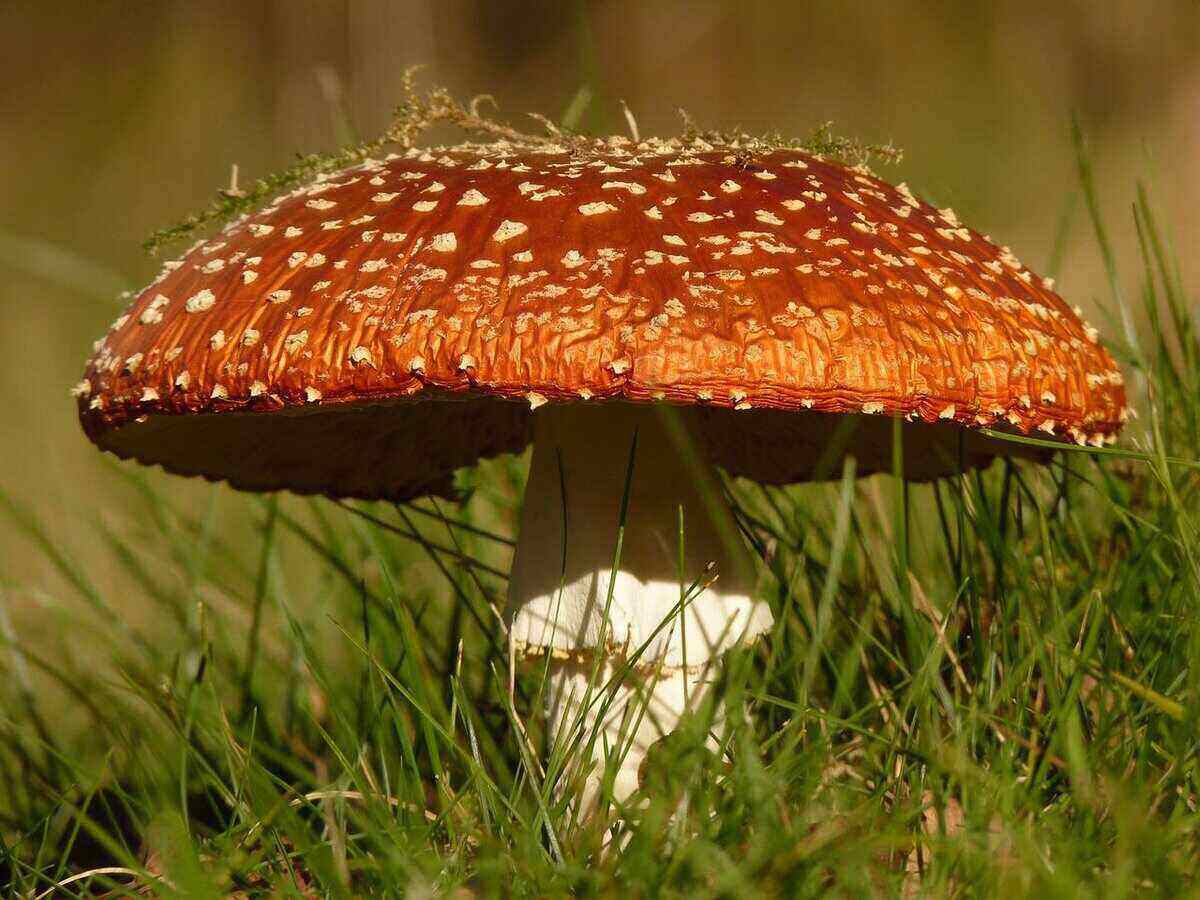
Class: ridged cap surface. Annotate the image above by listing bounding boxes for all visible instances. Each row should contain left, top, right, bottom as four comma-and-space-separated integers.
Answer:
76, 137, 1127, 499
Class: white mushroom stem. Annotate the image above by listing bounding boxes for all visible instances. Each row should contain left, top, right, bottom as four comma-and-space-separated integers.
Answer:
507, 403, 773, 809
542, 658, 726, 812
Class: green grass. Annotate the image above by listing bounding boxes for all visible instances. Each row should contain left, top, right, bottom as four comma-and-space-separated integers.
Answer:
2, 144, 1199, 898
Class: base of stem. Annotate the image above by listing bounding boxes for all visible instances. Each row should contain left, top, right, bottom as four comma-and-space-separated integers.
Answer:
544, 657, 724, 812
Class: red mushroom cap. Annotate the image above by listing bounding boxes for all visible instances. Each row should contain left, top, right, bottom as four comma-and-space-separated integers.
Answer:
76, 137, 1127, 500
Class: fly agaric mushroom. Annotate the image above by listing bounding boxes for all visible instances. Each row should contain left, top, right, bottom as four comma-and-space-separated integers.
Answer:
76, 132, 1127, 809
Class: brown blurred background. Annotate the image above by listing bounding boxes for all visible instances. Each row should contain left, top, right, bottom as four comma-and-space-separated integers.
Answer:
1, 1, 1198, 645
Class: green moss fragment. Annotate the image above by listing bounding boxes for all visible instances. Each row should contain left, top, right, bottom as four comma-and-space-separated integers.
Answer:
144, 67, 902, 255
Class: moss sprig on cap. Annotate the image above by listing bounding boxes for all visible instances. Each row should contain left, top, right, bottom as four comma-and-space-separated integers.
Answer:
144, 67, 901, 254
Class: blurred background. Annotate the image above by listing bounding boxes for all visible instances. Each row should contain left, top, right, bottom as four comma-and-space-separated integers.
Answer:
1, 0, 1197, 650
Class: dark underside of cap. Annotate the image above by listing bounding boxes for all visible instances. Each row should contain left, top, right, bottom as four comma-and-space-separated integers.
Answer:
94, 396, 1045, 502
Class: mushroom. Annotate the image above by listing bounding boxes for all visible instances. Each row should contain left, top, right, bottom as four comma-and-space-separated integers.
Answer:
77, 135, 1127, 810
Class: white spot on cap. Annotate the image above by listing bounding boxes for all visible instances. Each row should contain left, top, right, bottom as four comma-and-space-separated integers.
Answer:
579, 201, 618, 216
526, 391, 548, 410
140, 387, 159, 402
139, 294, 170, 325
755, 210, 784, 226
863, 402, 885, 415
561, 249, 585, 269
412, 200, 438, 212
644, 206, 663, 220
209, 330, 226, 350
284, 330, 308, 353
242, 329, 260, 347
781, 199, 806, 211
492, 220, 528, 243
938, 404, 956, 420
687, 212, 716, 223
512, 250, 533, 263
249, 381, 267, 397
287, 251, 308, 268
430, 232, 458, 253
608, 358, 631, 375
349, 346, 374, 367
719, 180, 741, 194
602, 181, 646, 195
242, 270, 259, 284
185, 289, 216, 313
306, 199, 336, 211
267, 289, 291, 304
248, 224, 274, 237
457, 189, 489, 206
409, 356, 426, 373
458, 353, 477, 371
284, 226, 303, 238
174, 371, 190, 390
372, 192, 400, 203
305, 386, 322, 402
71, 380, 91, 398
663, 234, 686, 246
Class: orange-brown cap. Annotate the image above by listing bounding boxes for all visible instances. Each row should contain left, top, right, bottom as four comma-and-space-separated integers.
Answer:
76, 137, 1127, 500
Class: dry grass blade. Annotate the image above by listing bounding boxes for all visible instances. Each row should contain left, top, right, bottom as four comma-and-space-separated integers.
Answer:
32, 867, 174, 900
